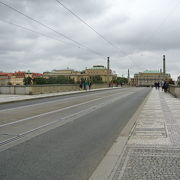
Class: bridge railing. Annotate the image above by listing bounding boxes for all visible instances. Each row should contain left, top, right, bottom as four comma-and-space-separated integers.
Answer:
169, 85, 180, 98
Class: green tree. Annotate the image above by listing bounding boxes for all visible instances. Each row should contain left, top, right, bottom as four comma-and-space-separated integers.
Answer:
116, 77, 128, 84
33, 77, 47, 84
33, 76, 75, 85
90, 75, 103, 83
23, 77, 33, 85
7, 82, 12, 86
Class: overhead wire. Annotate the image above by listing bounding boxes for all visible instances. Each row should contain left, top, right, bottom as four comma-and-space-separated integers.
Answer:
143, 0, 180, 45
135, 0, 180, 73
3, 1, 178, 76
121, 0, 180, 75
0, 0, 145, 78
0, 1, 104, 58
55, 0, 119, 50
55, 0, 142, 76
0, 20, 66, 44
55, 0, 180, 76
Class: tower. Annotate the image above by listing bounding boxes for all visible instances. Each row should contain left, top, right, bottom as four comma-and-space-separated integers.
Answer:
128, 69, 130, 80
163, 55, 166, 75
107, 57, 110, 70
107, 57, 110, 86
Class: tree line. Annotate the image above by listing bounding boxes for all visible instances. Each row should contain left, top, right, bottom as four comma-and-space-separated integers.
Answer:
23, 75, 107, 85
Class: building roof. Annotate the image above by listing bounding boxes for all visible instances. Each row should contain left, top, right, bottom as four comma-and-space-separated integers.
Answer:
0, 72, 8, 76
143, 70, 160, 73
90, 65, 106, 70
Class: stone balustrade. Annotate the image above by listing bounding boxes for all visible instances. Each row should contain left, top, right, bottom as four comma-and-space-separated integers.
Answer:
0, 84, 108, 95
169, 85, 180, 98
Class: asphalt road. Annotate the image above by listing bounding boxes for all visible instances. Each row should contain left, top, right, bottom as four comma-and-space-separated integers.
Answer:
0, 87, 151, 180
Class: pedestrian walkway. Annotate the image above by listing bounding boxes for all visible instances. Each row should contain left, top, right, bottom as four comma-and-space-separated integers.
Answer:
90, 88, 180, 180
112, 88, 180, 180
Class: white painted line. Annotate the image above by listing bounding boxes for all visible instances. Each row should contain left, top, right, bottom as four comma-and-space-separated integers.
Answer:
0, 97, 103, 128
0, 100, 104, 146
0, 92, 93, 112
0, 88, 124, 112
0, 119, 61, 146
0, 91, 124, 128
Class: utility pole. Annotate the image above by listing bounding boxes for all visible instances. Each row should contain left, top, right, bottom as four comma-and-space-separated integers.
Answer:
128, 69, 130, 83
107, 57, 110, 87
163, 55, 166, 75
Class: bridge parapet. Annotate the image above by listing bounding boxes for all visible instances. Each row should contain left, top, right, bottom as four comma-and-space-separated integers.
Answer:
169, 85, 180, 98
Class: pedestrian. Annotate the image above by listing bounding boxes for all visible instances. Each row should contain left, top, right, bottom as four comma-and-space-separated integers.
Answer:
154, 82, 158, 89
163, 81, 168, 92
157, 82, 160, 90
161, 81, 164, 91
89, 81, 92, 90
85, 80, 89, 90
79, 80, 83, 89
83, 80, 86, 90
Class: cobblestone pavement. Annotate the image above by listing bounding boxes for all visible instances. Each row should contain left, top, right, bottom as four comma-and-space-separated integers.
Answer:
111, 88, 180, 180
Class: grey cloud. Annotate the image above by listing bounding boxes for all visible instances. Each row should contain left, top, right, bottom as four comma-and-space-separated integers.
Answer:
0, 0, 179, 79
59, 0, 108, 17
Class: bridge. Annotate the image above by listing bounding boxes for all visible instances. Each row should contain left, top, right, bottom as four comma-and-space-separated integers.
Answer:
0, 87, 179, 180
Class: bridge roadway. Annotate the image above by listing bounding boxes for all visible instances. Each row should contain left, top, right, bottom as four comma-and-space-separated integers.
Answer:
0, 87, 151, 180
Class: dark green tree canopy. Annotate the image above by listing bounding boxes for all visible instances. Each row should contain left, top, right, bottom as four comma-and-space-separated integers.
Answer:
33, 76, 75, 85
90, 75, 103, 84
23, 77, 33, 85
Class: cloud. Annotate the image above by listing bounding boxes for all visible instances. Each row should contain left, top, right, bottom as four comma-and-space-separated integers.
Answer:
0, 0, 179, 79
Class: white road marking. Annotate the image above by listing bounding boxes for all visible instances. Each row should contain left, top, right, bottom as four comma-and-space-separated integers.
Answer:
0, 91, 127, 128
0, 88, 125, 112
0, 96, 116, 146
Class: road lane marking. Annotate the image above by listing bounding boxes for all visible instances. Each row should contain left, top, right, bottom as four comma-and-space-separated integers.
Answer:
0, 119, 62, 146
0, 97, 104, 128
0, 88, 127, 112
0, 96, 118, 146
0, 91, 129, 128
0, 89, 142, 148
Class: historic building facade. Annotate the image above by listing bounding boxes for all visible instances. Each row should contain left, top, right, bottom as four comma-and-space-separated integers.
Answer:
133, 70, 171, 87
43, 65, 117, 83
0, 71, 42, 86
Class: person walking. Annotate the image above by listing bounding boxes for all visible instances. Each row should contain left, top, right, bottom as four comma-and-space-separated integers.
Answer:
89, 81, 92, 90
157, 82, 160, 90
163, 81, 168, 92
85, 80, 89, 90
79, 80, 83, 89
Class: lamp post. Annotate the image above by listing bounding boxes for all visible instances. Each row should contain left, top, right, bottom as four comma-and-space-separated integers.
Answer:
107, 57, 110, 87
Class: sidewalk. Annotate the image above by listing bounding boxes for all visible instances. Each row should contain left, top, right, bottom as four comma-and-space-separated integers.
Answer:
90, 88, 180, 180
0, 87, 119, 104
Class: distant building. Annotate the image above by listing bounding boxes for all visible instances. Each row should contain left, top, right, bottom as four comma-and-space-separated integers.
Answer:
43, 65, 117, 83
132, 55, 172, 87
0, 72, 10, 86
43, 69, 83, 82
85, 65, 116, 82
0, 71, 43, 86
133, 70, 171, 87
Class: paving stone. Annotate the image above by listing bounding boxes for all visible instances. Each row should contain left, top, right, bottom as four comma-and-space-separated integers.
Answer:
111, 89, 180, 180
113, 147, 180, 180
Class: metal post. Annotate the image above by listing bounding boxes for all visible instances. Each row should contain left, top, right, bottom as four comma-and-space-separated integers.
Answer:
163, 55, 166, 75
128, 69, 130, 83
107, 57, 110, 87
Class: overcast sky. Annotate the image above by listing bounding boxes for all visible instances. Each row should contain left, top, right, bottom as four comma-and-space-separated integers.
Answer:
0, 0, 180, 79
